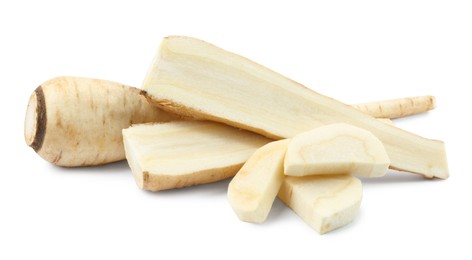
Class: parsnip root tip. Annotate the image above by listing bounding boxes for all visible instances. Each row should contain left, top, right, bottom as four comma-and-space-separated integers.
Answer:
429, 96, 437, 109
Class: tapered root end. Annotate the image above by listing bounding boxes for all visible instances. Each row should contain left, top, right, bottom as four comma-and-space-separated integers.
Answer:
429, 96, 437, 110
24, 86, 47, 152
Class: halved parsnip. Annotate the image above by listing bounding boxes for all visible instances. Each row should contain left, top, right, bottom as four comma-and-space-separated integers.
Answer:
122, 121, 271, 191
285, 123, 390, 177
142, 36, 448, 179
278, 175, 362, 234
228, 140, 288, 223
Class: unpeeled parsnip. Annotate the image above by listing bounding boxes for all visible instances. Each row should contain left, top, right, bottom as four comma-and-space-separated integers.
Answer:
142, 36, 448, 179
24, 77, 178, 166
351, 96, 435, 119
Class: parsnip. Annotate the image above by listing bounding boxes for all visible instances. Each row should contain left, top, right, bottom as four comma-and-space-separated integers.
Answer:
351, 96, 435, 119
284, 123, 390, 177
278, 175, 362, 234
227, 140, 288, 223
24, 77, 178, 166
122, 121, 271, 191
142, 36, 448, 179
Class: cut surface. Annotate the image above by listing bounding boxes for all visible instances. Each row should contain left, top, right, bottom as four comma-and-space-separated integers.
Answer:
143, 36, 448, 179
227, 140, 288, 223
123, 121, 272, 191
285, 123, 390, 177
24, 90, 38, 147
278, 175, 362, 234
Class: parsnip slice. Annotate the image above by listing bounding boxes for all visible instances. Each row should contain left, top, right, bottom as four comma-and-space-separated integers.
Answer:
285, 123, 390, 177
278, 175, 362, 234
228, 140, 288, 223
142, 36, 448, 179
122, 121, 271, 191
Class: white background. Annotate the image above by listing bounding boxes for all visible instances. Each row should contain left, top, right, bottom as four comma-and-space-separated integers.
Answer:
1, 0, 471, 259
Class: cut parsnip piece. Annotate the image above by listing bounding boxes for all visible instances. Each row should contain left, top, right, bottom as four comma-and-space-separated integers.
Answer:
228, 140, 288, 223
143, 36, 448, 179
278, 175, 362, 234
123, 121, 271, 191
285, 123, 390, 177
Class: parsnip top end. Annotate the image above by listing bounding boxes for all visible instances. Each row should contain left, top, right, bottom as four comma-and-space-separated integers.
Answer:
25, 87, 46, 152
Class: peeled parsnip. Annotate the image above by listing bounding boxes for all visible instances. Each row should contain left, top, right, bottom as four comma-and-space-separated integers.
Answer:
284, 124, 390, 177
228, 121, 391, 224
278, 175, 363, 234
227, 140, 288, 223
24, 77, 178, 166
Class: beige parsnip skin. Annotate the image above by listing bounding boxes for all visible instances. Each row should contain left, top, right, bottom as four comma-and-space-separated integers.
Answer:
351, 96, 435, 119
24, 76, 178, 166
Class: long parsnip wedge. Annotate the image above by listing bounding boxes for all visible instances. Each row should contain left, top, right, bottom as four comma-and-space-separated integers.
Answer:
143, 36, 448, 179
122, 121, 271, 191
227, 140, 288, 223
285, 124, 390, 177
278, 175, 362, 234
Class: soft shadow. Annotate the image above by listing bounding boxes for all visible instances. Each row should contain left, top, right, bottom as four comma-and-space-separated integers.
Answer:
47, 160, 131, 175
361, 170, 437, 185
264, 198, 290, 224
143, 178, 232, 197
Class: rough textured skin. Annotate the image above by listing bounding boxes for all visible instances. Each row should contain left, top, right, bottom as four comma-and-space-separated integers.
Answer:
25, 76, 178, 166
351, 96, 436, 119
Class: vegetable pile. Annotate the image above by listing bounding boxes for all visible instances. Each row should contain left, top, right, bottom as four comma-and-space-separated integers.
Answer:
25, 36, 448, 234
